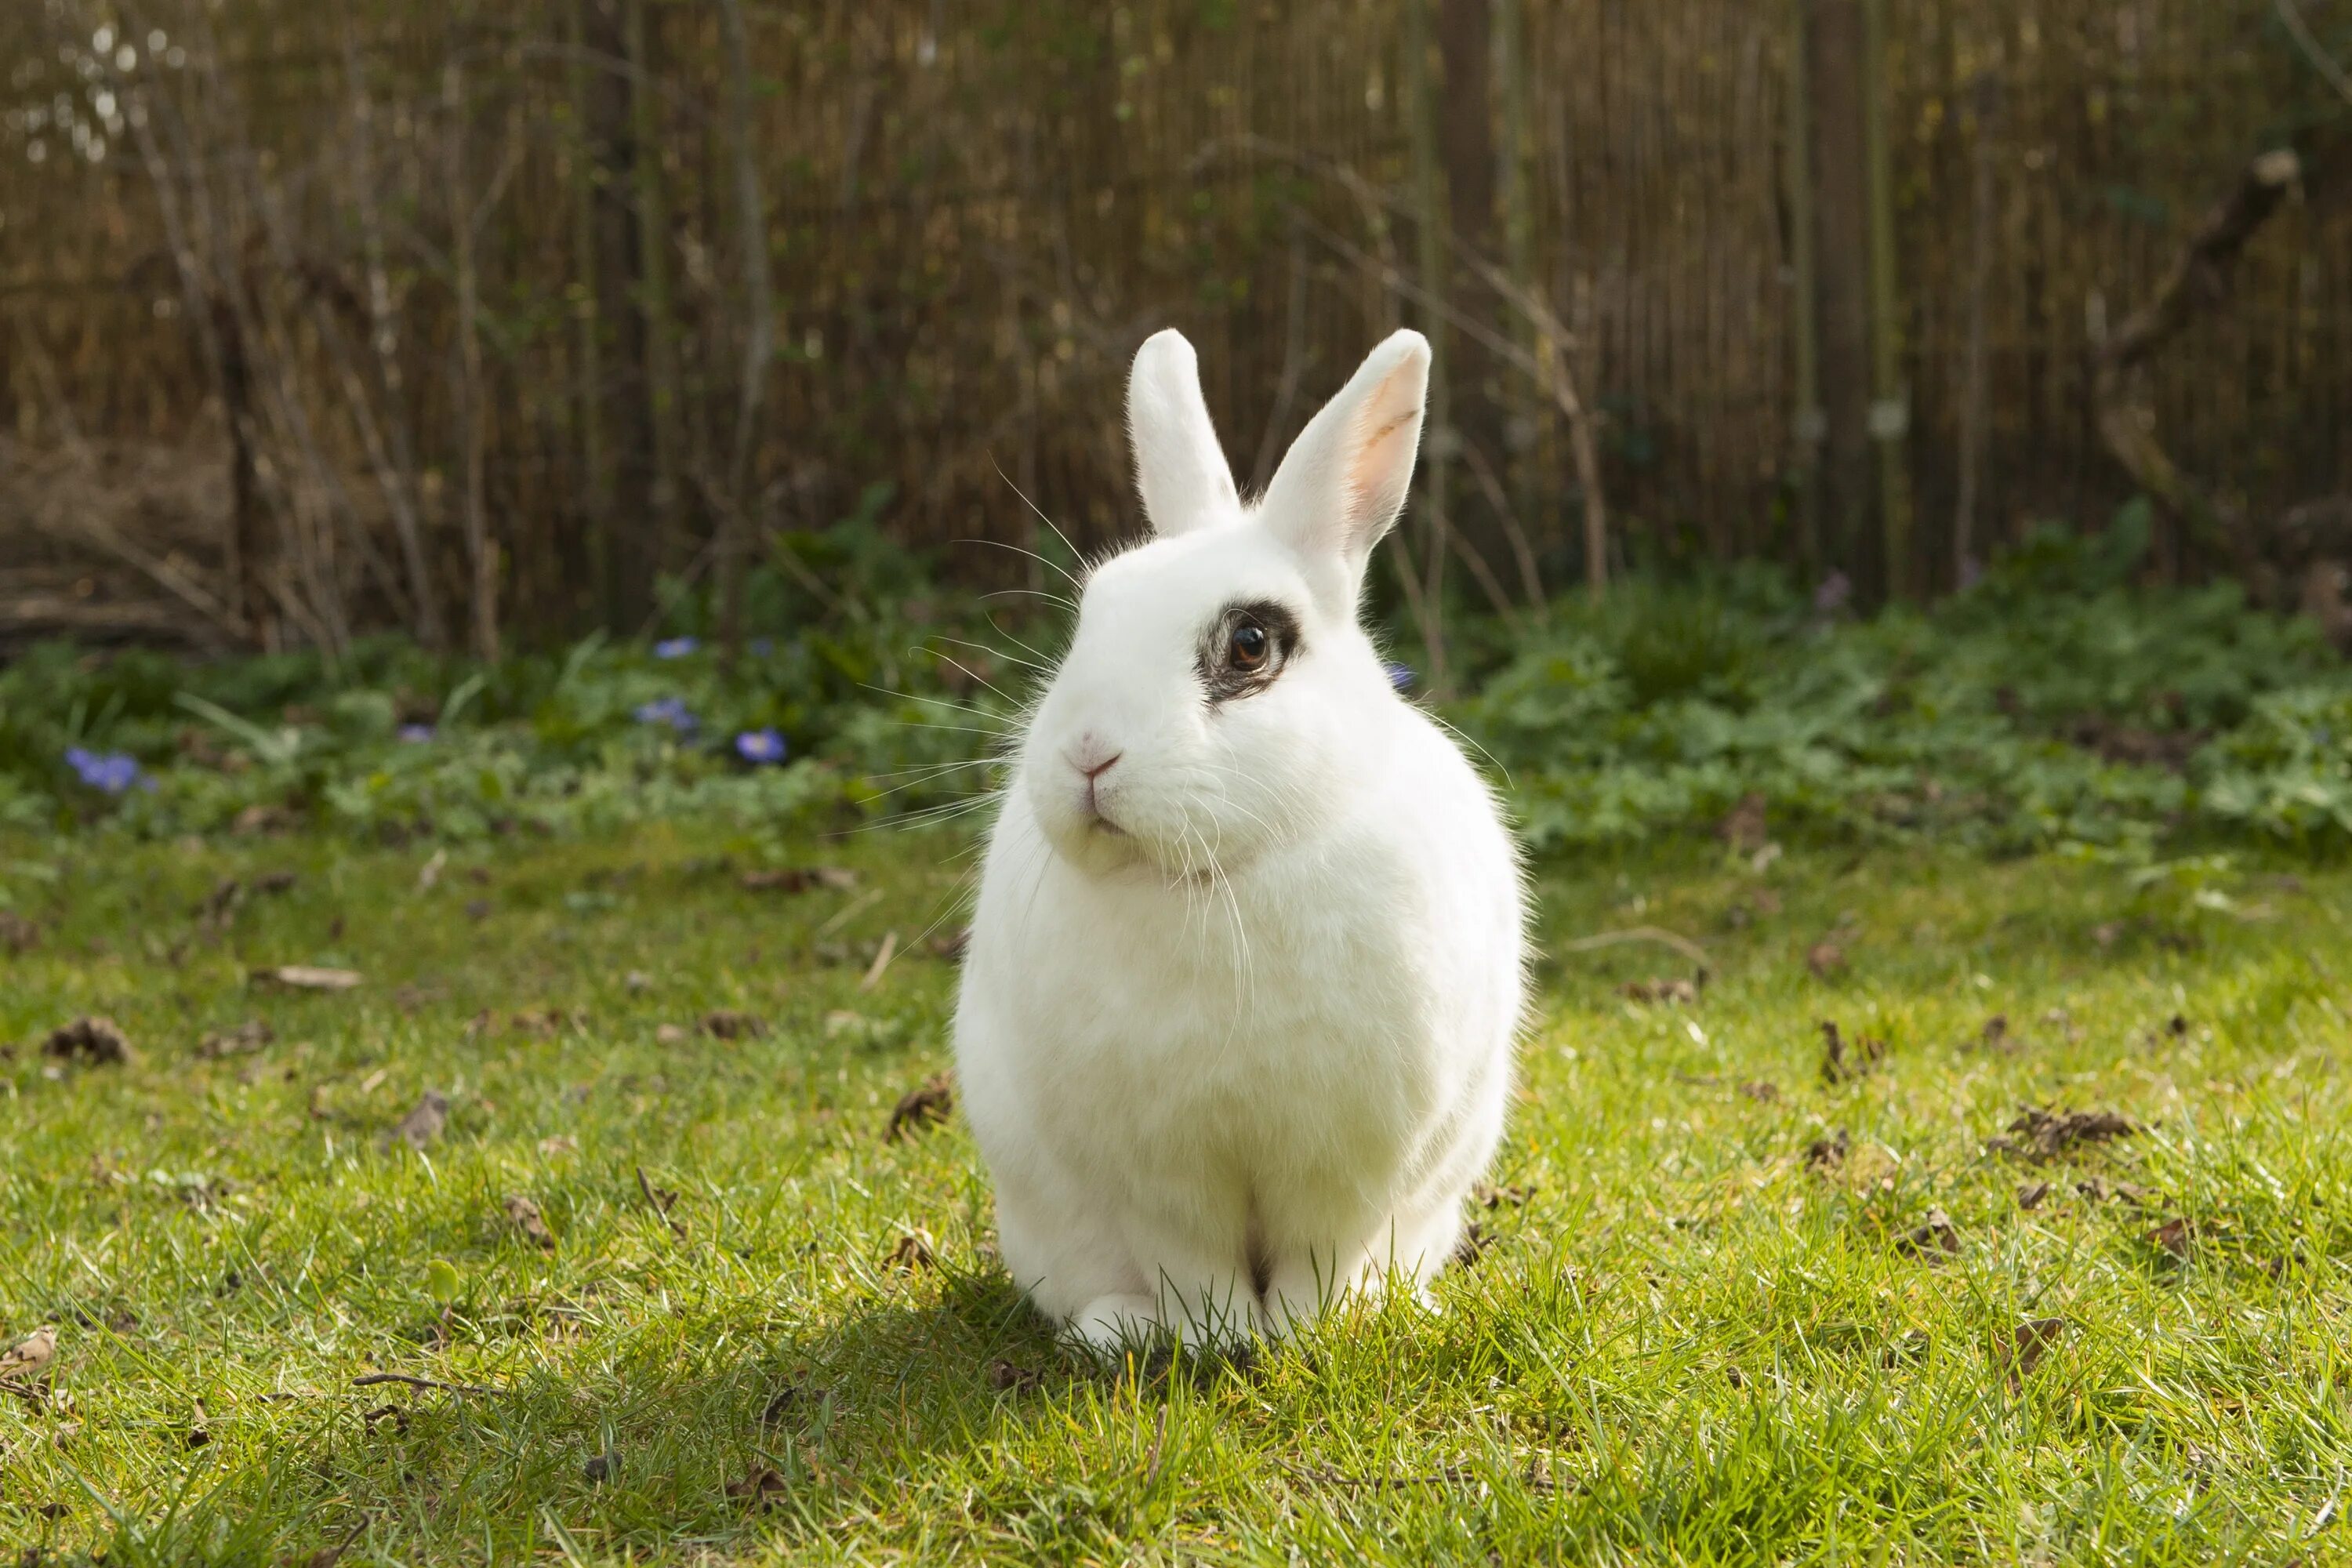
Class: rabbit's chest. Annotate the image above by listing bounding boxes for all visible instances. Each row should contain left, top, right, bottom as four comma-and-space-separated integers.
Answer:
1028, 870, 1440, 1178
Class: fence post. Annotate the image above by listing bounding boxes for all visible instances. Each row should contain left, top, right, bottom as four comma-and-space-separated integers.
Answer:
1798, 0, 1882, 603
1862, 0, 1915, 600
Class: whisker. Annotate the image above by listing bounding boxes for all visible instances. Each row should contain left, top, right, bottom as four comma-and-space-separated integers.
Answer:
952, 535, 1085, 595
926, 634, 1053, 678
979, 587, 1079, 615
989, 456, 1089, 576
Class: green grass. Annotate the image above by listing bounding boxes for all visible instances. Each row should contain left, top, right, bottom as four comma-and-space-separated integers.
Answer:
4, 824, 2350, 1564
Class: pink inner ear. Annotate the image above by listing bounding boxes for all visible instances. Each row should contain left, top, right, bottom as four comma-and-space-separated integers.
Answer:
1345, 399, 1418, 529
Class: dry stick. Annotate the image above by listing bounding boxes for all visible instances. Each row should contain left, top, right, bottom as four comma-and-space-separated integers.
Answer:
170, 4, 358, 659
2278, 0, 2352, 110
1229, 136, 1610, 598
1457, 425, 1548, 622
103, 23, 262, 640
132, 0, 365, 659
1444, 444, 1529, 633
1560, 925, 1711, 972
1952, 71, 2002, 586
716, 0, 775, 670
2091, 143, 2315, 576
350, 1372, 507, 1397
336, 0, 443, 650
1249, 212, 1313, 496
445, 56, 499, 664
1142, 1404, 1170, 1489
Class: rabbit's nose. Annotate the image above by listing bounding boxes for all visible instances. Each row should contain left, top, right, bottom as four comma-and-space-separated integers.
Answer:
1067, 744, 1122, 781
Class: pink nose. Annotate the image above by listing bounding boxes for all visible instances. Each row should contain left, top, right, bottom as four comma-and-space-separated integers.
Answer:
1073, 750, 1121, 781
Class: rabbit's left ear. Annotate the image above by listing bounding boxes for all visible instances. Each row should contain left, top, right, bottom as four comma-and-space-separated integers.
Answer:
1127, 329, 1239, 538
1258, 330, 1429, 592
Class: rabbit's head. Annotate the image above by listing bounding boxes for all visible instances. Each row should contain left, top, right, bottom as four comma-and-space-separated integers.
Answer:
1019, 328, 1429, 877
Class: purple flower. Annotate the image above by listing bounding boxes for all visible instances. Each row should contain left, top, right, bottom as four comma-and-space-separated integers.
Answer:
397, 724, 435, 745
1387, 664, 1416, 692
734, 728, 787, 765
633, 696, 699, 733
653, 637, 700, 660
1813, 570, 1853, 615
65, 746, 151, 795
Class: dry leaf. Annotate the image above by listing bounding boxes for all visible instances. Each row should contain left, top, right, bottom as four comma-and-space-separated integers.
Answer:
2016, 1181, 2052, 1211
1618, 975, 1700, 1005
1897, 1207, 1961, 1260
1737, 1079, 1781, 1103
2148, 1216, 2193, 1259
2004, 1317, 2066, 1381
184, 1399, 211, 1448
538, 1134, 579, 1157
726, 1465, 789, 1511
884, 1072, 955, 1142
700, 1010, 768, 1041
42, 1016, 136, 1066
986, 1359, 1044, 1395
653, 1023, 687, 1045
1451, 1220, 1496, 1268
196, 1019, 274, 1060
887, 1229, 935, 1272
417, 849, 448, 891
1475, 1181, 1534, 1210
584, 1449, 619, 1483
252, 965, 363, 992
1819, 1021, 1884, 1084
1994, 1106, 2140, 1161
503, 1195, 554, 1249
390, 1091, 450, 1150
1806, 940, 1848, 980
1804, 1129, 1851, 1174
0, 1324, 57, 1382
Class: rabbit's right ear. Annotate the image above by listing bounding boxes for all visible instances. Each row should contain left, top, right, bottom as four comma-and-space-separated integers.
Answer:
1127, 329, 1238, 538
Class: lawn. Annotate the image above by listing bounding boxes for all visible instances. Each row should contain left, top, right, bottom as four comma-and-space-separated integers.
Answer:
3, 822, 2349, 1563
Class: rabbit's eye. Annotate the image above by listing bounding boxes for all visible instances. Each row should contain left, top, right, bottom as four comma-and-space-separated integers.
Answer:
1199, 599, 1299, 702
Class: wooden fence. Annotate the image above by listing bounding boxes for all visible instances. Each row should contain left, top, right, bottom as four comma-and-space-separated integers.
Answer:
1, 0, 2346, 649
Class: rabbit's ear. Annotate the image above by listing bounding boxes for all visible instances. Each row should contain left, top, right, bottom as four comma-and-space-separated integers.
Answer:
1258, 330, 1429, 586
1127, 329, 1239, 538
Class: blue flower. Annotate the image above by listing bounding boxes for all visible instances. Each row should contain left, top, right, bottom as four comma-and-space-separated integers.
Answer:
397, 723, 435, 745
734, 728, 788, 765
750, 637, 776, 658
1387, 664, 1416, 692
633, 697, 699, 733
65, 746, 150, 795
653, 637, 700, 660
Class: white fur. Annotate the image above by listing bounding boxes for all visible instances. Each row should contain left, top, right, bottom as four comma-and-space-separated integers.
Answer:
954, 327, 1526, 1351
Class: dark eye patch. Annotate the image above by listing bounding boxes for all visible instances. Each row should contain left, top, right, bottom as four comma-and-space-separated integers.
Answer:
1196, 600, 1302, 703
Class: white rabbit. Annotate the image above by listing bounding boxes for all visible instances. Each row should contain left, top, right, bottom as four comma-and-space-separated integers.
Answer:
953, 327, 1526, 1351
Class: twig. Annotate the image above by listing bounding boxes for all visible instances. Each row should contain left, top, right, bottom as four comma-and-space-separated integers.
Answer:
637, 1165, 689, 1241
2278, 0, 2352, 109
350, 1372, 507, 1396
1142, 1403, 1169, 1489
1560, 926, 1711, 971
